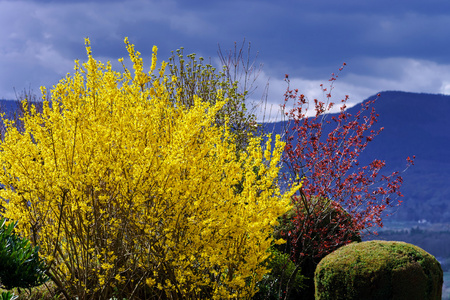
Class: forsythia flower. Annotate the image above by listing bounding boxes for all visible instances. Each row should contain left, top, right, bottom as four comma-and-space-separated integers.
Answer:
0, 39, 300, 299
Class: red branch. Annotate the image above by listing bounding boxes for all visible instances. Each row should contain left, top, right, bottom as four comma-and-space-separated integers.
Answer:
281, 65, 414, 261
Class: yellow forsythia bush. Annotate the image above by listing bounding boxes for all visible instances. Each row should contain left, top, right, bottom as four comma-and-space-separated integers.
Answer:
0, 38, 299, 299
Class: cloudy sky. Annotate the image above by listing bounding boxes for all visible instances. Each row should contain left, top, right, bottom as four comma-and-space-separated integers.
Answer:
2, 0, 450, 120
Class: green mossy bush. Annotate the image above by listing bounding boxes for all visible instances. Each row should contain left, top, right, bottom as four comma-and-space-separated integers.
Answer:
315, 240, 443, 300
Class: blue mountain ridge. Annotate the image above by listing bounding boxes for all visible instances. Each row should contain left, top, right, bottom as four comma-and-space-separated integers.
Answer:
261, 91, 450, 223
0, 99, 24, 120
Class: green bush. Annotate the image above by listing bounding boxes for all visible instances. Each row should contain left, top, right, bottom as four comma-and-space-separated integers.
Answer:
0, 218, 48, 291
253, 247, 305, 300
0, 291, 17, 300
274, 196, 361, 259
315, 240, 443, 300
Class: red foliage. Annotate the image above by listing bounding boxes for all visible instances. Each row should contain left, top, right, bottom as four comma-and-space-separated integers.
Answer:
281, 64, 414, 261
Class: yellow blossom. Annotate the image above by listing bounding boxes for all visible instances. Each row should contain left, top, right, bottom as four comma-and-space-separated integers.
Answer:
0, 38, 299, 299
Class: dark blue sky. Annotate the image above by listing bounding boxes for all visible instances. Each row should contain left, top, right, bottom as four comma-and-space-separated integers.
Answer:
2, 0, 450, 120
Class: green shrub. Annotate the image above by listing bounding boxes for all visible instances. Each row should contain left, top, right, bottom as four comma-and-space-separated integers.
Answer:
0, 218, 48, 291
315, 240, 443, 300
0, 291, 17, 300
275, 196, 361, 259
253, 247, 306, 300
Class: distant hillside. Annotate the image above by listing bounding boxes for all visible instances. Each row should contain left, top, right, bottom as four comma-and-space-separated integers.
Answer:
357, 91, 450, 223
0, 99, 23, 119
263, 91, 450, 223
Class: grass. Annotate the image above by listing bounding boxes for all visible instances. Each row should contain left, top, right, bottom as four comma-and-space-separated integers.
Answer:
0, 281, 62, 300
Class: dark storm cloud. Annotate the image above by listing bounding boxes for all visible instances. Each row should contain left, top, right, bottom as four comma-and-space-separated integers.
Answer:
1, 0, 450, 117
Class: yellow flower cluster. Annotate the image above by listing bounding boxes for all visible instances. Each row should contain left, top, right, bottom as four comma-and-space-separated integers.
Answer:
0, 38, 299, 299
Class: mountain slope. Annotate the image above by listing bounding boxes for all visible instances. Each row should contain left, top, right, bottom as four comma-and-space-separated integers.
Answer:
263, 91, 450, 223
358, 91, 450, 222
